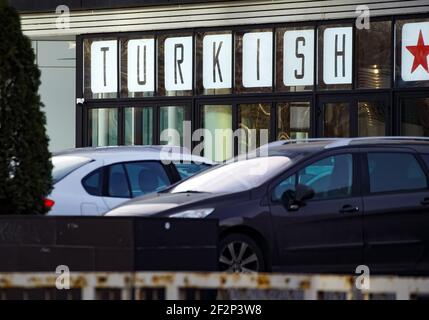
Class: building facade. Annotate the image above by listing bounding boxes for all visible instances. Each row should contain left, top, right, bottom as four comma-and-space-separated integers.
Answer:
16, 0, 429, 160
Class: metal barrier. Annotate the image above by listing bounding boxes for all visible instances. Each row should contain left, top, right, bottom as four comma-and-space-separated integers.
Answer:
1, 272, 429, 300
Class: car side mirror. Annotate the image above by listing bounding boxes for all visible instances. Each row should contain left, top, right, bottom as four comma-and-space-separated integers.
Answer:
281, 184, 315, 211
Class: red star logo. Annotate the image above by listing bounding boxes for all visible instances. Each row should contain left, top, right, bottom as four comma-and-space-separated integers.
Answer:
406, 30, 429, 73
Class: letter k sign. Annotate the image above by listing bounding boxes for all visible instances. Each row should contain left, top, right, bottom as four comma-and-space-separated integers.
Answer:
401, 22, 429, 81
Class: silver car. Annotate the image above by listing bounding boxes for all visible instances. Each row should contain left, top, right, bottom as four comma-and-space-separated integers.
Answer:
47, 146, 213, 215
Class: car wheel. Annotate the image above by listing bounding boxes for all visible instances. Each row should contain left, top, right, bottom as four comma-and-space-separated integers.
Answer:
219, 233, 265, 273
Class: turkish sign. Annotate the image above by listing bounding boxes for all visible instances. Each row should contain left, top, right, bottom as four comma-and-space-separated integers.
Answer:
127, 39, 155, 92
284, 29, 314, 86
401, 22, 429, 82
203, 34, 232, 89
90, 40, 117, 94
323, 27, 353, 85
88, 23, 428, 94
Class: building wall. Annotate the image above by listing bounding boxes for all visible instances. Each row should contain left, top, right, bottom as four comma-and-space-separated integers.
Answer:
20, 0, 429, 37
32, 40, 76, 152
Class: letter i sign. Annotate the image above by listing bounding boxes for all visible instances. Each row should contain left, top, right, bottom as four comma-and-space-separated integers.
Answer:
402, 22, 429, 81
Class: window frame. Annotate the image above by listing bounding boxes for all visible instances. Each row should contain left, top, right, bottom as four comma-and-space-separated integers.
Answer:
103, 160, 178, 199
268, 149, 361, 204
361, 148, 429, 196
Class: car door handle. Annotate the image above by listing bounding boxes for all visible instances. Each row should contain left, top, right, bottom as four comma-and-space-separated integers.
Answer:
339, 205, 359, 213
421, 198, 429, 206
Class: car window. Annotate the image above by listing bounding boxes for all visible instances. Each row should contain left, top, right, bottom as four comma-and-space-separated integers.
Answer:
52, 155, 92, 184
367, 153, 427, 193
272, 154, 353, 201
174, 162, 211, 179
108, 164, 131, 198
82, 168, 103, 196
123, 162, 170, 197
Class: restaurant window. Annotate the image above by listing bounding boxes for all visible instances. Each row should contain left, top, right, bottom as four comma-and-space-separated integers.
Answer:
196, 31, 233, 95
401, 97, 429, 136
88, 108, 118, 146
120, 37, 156, 98
395, 19, 429, 88
358, 101, 386, 136
159, 105, 191, 146
356, 21, 391, 89
277, 102, 310, 140
238, 103, 271, 154
158, 34, 193, 96
124, 107, 154, 145
276, 27, 315, 92
318, 24, 353, 90
235, 29, 273, 94
202, 105, 233, 161
323, 102, 350, 137
83, 38, 118, 99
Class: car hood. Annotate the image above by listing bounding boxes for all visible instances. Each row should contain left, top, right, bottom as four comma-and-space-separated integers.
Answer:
105, 191, 231, 216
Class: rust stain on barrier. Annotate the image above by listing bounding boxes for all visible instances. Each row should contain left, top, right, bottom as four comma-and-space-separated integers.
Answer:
300, 280, 311, 290
28, 276, 56, 287
256, 275, 271, 288
0, 277, 11, 288
152, 274, 174, 285
72, 276, 88, 288
97, 275, 108, 285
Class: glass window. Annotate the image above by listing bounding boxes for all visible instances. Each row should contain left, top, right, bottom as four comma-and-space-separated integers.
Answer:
235, 29, 273, 94
356, 21, 391, 89
367, 153, 427, 193
171, 156, 292, 194
273, 154, 353, 201
238, 103, 271, 154
395, 19, 429, 88
88, 108, 118, 146
400, 97, 429, 136
120, 37, 156, 98
82, 168, 103, 196
158, 34, 193, 96
277, 102, 310, 140
159, 105, 191, 146
83, 38, 118, 99
52, 155, 92, 184
196, 31, 233, 95
358, 101, 386, 136
318, 24, 353, 90
107, 164, 130, 198
276, 27, 315, 92
202, 105, 233, 162
124, 107, 153, 145
323, 102, 350, 137
174, 162, 211, 179
301, 154, 353, 199
123, 162, 170, 197
272, 175, 296, 202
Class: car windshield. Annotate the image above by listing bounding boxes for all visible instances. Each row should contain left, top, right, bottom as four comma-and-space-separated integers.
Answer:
52, 155, 92, 184
170, 156, 292, 194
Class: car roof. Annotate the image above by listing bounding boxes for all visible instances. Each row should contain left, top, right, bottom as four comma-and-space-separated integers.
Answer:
260, 137, 429, 156
53, 146, 213, 164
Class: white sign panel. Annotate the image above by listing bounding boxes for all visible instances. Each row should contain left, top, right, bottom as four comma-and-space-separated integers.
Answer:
283, 30, 314, 86
401, 22, 429, 82
91, 40, 117, 93
242, 32, 273, 88
203, 34, 232, 89
164, 36, 193, 91
128, 39, 155, 92
323, 27, 353, 85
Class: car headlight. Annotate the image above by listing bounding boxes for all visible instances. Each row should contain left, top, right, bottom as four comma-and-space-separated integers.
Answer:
169, 208, 214, 218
